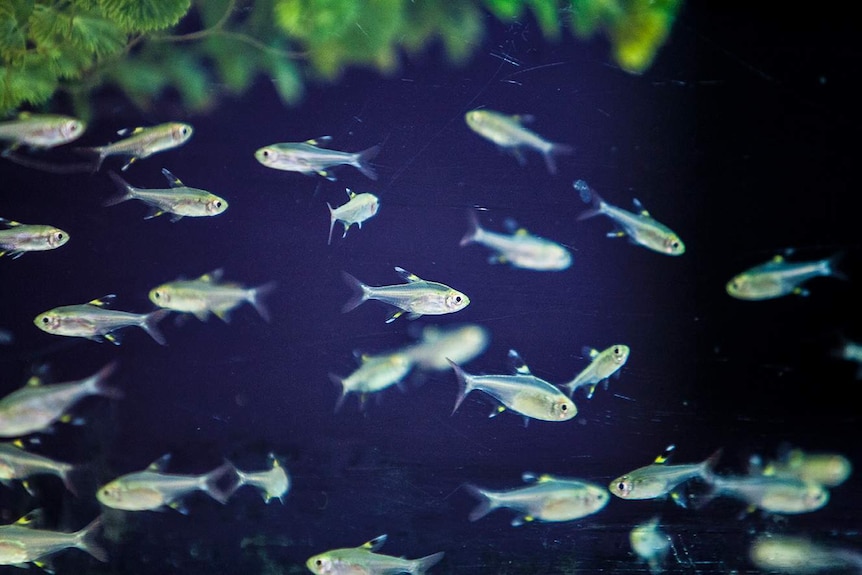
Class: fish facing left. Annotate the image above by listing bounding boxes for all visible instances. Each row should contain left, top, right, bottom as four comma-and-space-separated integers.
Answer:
106, 168, 228, 222
0, 218, 69, 259
0, 511, 107, 567
306, 534, 444, 575
255, 136, 381, 181
34, 294, 170, 345
327, 187, 380, 245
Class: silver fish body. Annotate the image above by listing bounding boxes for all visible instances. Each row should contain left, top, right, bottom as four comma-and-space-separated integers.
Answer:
83, 122, 193, 171
0, 442, 77, 493
306, 535, 444, 575
0, 218, 69, 258
235, 454, 290, 504
327, 188, 379, 244
329, 352, 414, 410
630, 517, 671, 574
0, 113, 86, 150
460, 211, 571, 271
106, 169, 227, 222
149, 269, 275, 322
34, 295, 170, 345
749, 534, 862, 574
402, 324, 489, 371
255, 136, 380, 180
707, 474, 830, 514
0, 513, 106, 566
610, 447, 721, 500
726, 253, 844, 300
562, 344, 630, 398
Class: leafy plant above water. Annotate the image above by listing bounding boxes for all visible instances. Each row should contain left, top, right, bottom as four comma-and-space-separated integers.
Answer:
0, 0, 682, 118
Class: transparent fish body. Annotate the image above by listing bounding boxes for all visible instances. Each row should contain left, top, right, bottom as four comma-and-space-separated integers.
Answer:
0, 363, 119, 437
342, 267, 469, 323
630, 517, 671, 574
465, 474, 609, 525
726, 254, 842, 300
574, 180, 684, 255
236, 454, 290, 504
0, 516, 105, 566
762, 450, 853, 487
402, 324, 489, 371
610, 448, 721, 500
34, 297, 169, 345
460, 212, 571, 270
86, 122, 193, 171
327, 188, 379, 244
749, 535, 862, 574
107, 169, 227, 221
709, 475, 830, 514
562, 344, 630, 398
255, 136, 380, 180
0, 442, 75, 488
0, 219, 69, 258
465, 109, 571, 173
307, 535, 444, 575
149, 269, 275, 322
0, 114, 86, 149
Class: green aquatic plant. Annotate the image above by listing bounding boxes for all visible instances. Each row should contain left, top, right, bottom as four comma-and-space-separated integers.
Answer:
1, 0, 682, 117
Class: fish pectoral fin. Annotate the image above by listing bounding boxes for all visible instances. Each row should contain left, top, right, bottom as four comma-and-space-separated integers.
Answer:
488, 405, 506, 418
384, 310, 405, 324
168, 500, 190, 515
103, 332, 122, 346
607, 230, 626, 238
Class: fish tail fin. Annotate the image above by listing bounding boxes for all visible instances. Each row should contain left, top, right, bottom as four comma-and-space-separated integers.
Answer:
543, 143, 573, 175
84, 361, 123, 400
460, 210, 482, 246
700, 448, 724, 483
328, 373, 350, 411
140, 309, 170, 345
823, 251, 850, 281
448, 358, 473, 414
74, 146, 106, 172
573, 179, 603, 220
411, 551, 445, 575
463, 483, 497, 521
354, 144, 381, 180
58, 463, 84, 497
248, 281, 278, 322
327, 202, 338, 245
104, 171, 136, 206
75, 516, 108, 562
203, 460, 241, 504
341, 271, 370, 313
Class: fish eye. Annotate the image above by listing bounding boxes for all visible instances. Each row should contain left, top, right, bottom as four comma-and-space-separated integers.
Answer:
153, 291, 161, 299
181, 127, 190, 135
70, 124, 78, 132
262, 150, 270, 158
215, 201, 222, 208
455, 296, 462, 302
613, 347, 620, 354
315, 559, 322, 566
41, 316, 50, 324
560, 403, 568, 412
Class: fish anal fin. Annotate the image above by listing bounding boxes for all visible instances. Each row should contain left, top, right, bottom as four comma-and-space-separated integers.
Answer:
385, 310, 405, 324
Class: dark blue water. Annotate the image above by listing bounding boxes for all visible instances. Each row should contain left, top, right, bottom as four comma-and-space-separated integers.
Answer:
2, 5, 861, 574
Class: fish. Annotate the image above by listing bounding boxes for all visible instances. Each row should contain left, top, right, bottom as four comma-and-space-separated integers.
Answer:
306, 534, 444, 575
464, 109, 572, 174
106, 168, 228, 222
726, 252, 845, 300
148, 269, 277, 322
448, 349, 577, 424
255, 136, 380, 180
96, 454, 239, 513
341, 267, 470, 323
0, 440, 79, 495
464, 473, 609, 526
0, 510, 107, 567
34, 294, 170, 345
329, 352, 414, 411
749, 448, 852, 488
697, 474, 830, 514
234, 453, 290, 504
574, 179, 685, 255
749, 534, 862, 574
610, 445, 722, 500
79, 122, 193, 171
629, 517, 671, 575
0, 218, 69, 259
0, 113, 86, 151
327, 188, 380, 245
402, 324, 490, 371
459, 211, 572, 271
835, 338, 862, 378
561, 344, 630, 399
0, 362, 121, 438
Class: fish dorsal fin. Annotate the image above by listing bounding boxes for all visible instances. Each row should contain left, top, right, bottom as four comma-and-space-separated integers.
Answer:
394, 267, 422, 283
26, 375, 43, 387
345, 187, 356, 199
513, 114, 534, 124
502, 217, 519, 234
521, 472, 538, 483
515, 228, 529, 237
117, 127, 145, 136
507, 349, 531, 375
161, 168, 185, 188
632, 198, 650, 217
654, 444, 676, 465
267, 452, 282, 470
148, 453, 172, 472
771, 254, 785, 264
88, 294, 117, 307
0, 218, 21, 227
14, 508, 43, 527
582, 346, 599, 359
305, 136, 333, 147
361, 534, 387, 551
197, 268, 224, 283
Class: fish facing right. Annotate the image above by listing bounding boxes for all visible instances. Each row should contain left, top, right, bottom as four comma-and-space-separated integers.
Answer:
306, 534, 444, 575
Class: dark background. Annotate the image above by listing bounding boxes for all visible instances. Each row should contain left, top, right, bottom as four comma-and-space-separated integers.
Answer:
1, 3, 861, 574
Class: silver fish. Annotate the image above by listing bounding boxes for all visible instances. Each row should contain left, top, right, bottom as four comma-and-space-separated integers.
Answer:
562, 344, 630, 399
610, 445, 721, 500
0, 113, 86, 150
0, 362, 121, 438
460, 211, 572, 270
726, 252, 845, 300
34, 294, 170, 345
235, 453, 290, 504
341, 267, 469, 323
96, 454, 239, 513
402, 324, 489, 371
106, 168, 228, 222
0, 441, 78, 494
329, 351, 414, 411
0, 218, 69, 259
255, 136, 380, 180
0, 511, 106, 567
327, 188, 379, 245
465, 109, 572, 174
465, 473, 609, 526
306, 534, 444, 575
749, 534, 862, 574
149, 269, 276, 322
81, 122, 193, 171
574, 180, 685, 255
630, 517, 672, 574
702, 474, 830, 514
449, 349, 576, 423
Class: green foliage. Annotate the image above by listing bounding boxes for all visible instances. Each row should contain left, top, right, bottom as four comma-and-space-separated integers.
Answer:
1, 0, 682, 118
